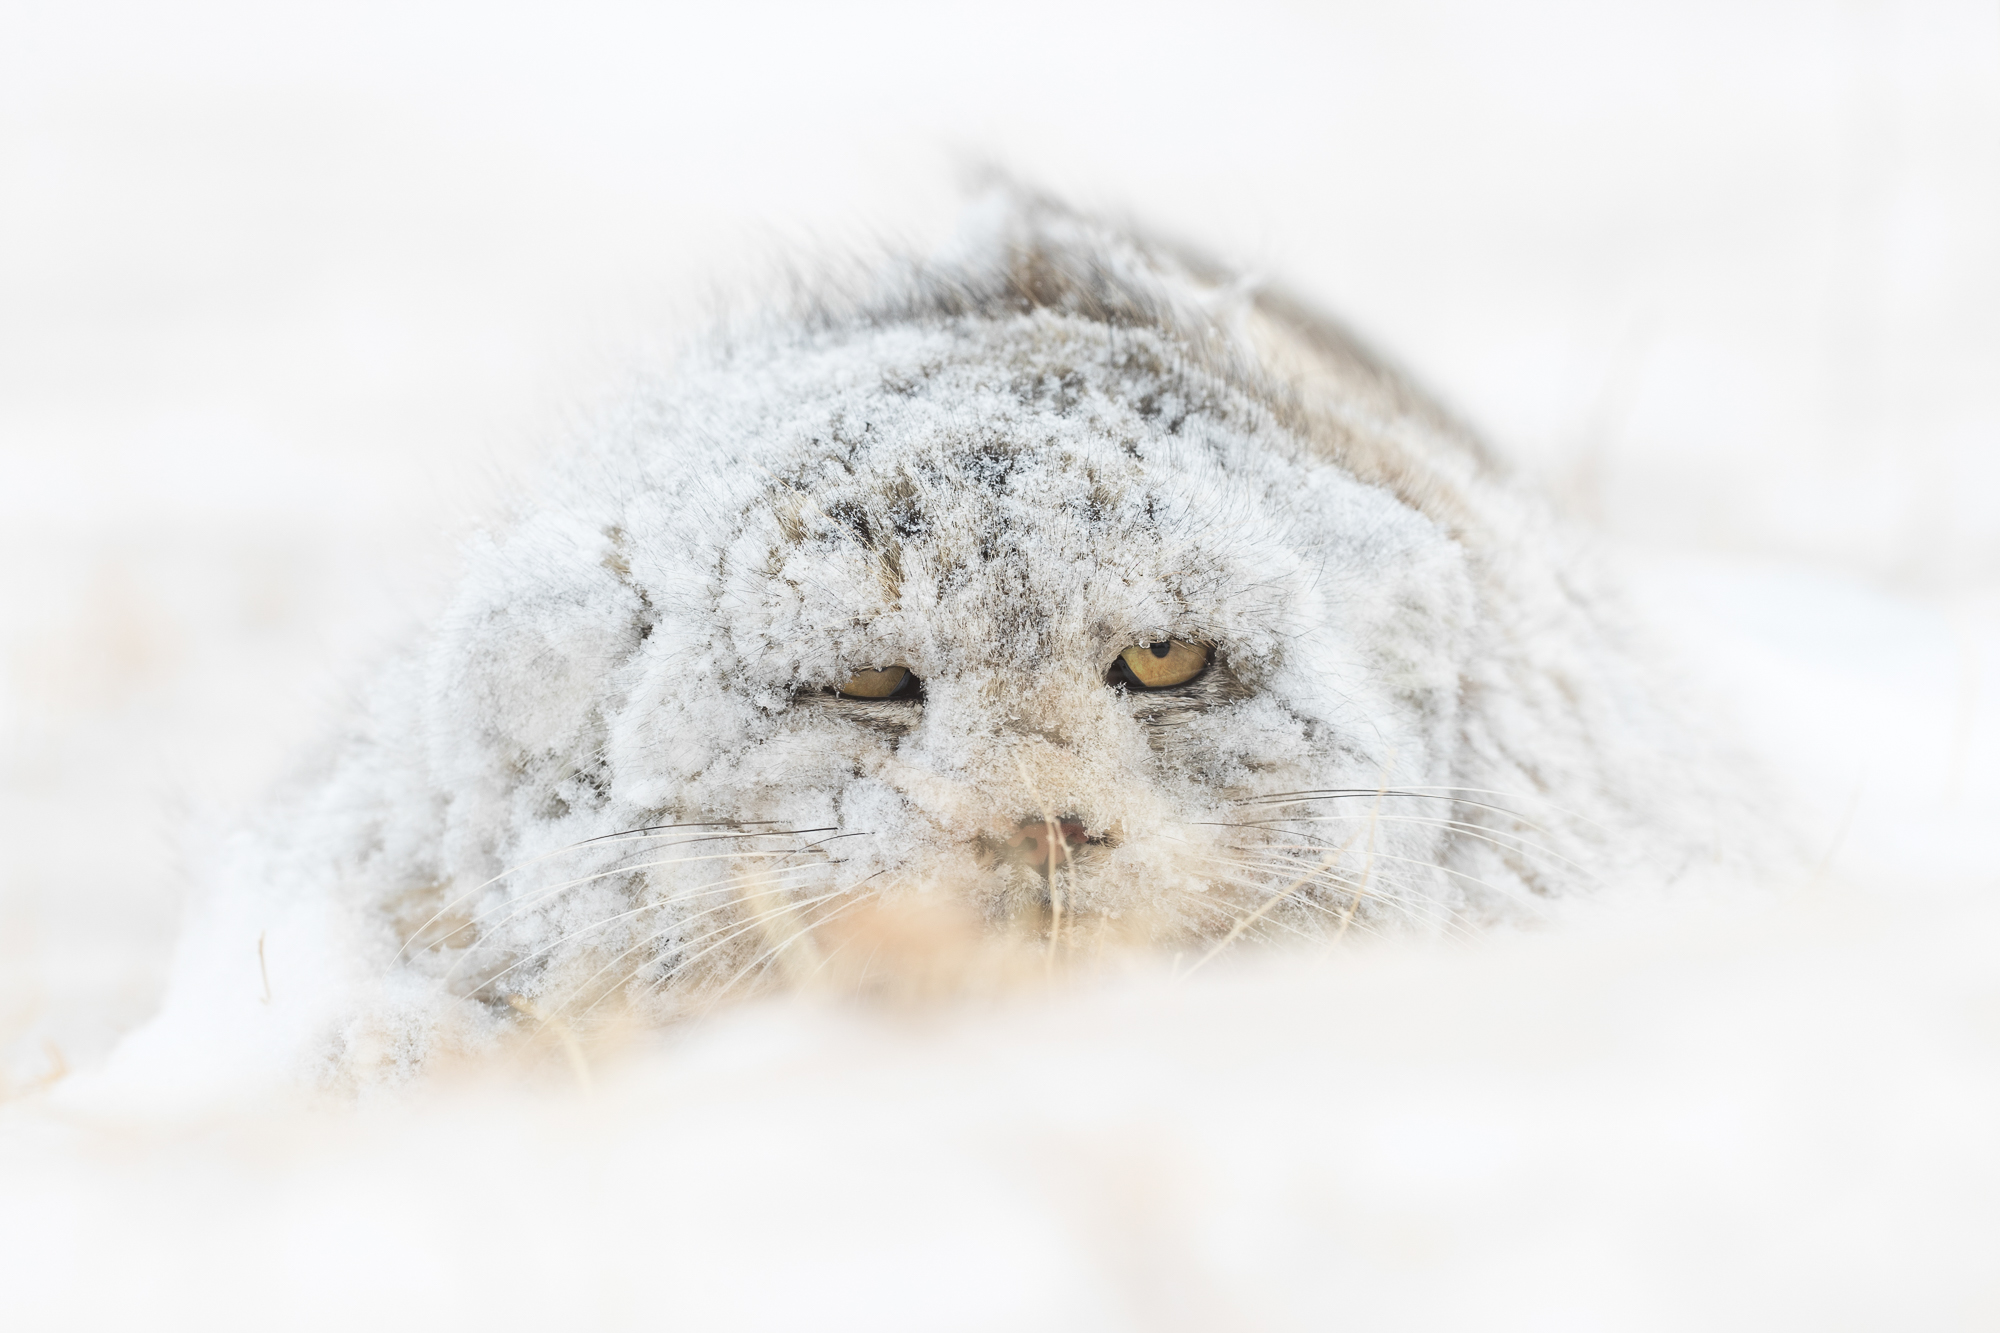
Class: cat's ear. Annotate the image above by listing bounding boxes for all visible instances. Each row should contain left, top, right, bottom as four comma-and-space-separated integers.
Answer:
423, 514, 646, 805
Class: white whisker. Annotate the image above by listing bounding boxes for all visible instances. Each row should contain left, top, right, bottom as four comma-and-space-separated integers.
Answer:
1228, 812, 1596, 882
552, 884, 856, 1030
457, 863, 829, 999
435, 848, 834, 971
398, 825, 839, 957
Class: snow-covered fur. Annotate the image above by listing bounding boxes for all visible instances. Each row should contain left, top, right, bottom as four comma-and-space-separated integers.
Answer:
117, 193, 1739, 1091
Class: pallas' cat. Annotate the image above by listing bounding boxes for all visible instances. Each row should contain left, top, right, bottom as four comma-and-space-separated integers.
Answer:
120, 191, 1732, 1090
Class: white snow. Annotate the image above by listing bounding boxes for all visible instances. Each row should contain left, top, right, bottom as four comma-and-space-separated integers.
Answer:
4, 2, 1998, 1328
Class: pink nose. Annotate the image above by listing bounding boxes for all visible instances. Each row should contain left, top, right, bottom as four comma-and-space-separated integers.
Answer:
1006, 818, 1088, 872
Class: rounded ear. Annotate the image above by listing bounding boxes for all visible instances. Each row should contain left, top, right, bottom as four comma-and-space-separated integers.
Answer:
423, 514, 645, 814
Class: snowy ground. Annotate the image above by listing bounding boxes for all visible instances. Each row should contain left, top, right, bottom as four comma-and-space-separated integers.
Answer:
4, 2, 1998, 1328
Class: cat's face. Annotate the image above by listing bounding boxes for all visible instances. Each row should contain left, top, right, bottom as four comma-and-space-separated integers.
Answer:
430, 312, 1477, 984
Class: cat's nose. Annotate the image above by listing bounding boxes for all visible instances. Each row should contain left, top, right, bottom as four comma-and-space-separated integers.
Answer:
1005, 817, 1088, 873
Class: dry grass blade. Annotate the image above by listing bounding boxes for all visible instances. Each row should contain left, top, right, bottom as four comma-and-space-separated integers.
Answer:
1010, 751, 1068, 974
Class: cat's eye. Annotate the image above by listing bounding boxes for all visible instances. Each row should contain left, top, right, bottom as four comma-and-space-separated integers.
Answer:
834, 665, 915, 699
1113, 640, 1210, 690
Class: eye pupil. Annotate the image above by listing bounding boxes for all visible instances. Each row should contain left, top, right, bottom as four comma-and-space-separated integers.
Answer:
1149, 641, 1171, 658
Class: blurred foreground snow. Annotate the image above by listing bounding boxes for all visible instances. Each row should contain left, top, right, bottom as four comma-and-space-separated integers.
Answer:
8, 864, 1999, 1329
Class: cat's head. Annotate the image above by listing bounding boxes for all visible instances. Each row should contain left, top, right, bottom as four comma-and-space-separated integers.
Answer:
397, 197, 1541, 1009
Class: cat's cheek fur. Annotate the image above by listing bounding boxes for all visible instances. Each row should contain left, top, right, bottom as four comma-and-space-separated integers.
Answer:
831, 778, 937, 876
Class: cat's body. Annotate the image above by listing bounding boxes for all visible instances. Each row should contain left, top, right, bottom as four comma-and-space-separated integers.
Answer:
113, 193, 1740, 1092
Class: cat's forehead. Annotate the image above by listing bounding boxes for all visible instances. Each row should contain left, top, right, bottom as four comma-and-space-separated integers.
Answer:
644, 315, 1307, 540
756, 323, 1301, 556
596, 314, 1441, 674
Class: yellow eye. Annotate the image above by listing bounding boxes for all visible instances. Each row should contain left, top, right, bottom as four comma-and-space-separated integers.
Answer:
1117, 640, 1210, 689
834, 665, 911, 699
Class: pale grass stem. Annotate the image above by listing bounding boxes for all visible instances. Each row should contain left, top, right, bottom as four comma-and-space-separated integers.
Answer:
1010, 752, 1068, 976
505, 994, 594, 1095
735, 864, 829, 988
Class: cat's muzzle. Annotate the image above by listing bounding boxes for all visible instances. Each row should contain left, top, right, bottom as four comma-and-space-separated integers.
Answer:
1001, 817, 1092, 877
